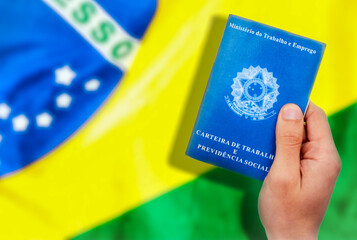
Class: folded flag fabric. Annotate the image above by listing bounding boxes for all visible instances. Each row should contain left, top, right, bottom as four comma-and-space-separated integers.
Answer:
0, 0, 156, 176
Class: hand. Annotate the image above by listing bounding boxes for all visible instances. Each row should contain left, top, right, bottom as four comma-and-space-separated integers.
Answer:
258, 102, 341, 240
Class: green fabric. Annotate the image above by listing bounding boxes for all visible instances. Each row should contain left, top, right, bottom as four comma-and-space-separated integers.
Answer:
319, 103, 357, 240
72, 103, 357, 240
72, 170, 264, 240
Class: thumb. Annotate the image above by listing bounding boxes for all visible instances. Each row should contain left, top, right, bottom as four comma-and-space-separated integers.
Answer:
269, 104, 304, 181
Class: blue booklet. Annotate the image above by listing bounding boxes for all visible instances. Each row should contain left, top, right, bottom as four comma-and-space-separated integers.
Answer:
186, 15, 325, 181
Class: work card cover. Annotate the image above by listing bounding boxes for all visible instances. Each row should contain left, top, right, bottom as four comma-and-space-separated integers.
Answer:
186, 15, 325, 181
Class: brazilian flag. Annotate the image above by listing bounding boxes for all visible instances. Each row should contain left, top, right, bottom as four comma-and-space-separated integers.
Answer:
0, 0, 356, 239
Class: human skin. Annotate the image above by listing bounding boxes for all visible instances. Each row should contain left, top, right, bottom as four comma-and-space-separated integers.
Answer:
258, 102, 341, 240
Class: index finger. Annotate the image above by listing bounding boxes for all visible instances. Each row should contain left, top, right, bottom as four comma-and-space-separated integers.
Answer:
305, 101, 334, 143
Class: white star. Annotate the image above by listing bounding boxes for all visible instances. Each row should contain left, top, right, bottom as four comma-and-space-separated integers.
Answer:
56, 93, 72, 109
36, 112, 53, 128
12, 114, 29, 132
55, 65, 76, 86
84, 79, 101, 92
0, 103, 11, 120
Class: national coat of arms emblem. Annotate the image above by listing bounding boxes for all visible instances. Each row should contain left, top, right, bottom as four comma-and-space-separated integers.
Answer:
225, 66, 279, 121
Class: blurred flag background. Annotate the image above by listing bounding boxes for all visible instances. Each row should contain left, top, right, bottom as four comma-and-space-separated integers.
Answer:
0, 0, 356, 239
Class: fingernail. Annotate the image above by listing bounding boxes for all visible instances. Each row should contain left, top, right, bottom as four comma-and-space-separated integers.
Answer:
282, 106, 302, 120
